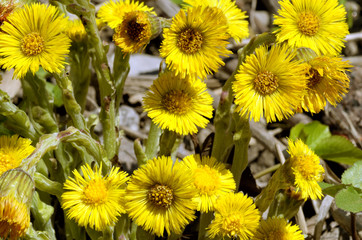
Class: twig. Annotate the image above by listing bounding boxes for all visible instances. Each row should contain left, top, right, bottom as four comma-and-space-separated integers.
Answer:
296, 207, 308, 235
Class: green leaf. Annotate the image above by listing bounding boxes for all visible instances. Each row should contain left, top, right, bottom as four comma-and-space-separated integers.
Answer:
322, 184, 347, 197
170, 0, 184, 5
289, 123, 305, 141
314, 136, 362, 165
303, 121, 331, 150
335, 186, 362, 213
342, 160, 362, 189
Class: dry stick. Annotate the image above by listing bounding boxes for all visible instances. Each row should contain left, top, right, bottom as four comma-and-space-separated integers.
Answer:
296, 208, 308, 235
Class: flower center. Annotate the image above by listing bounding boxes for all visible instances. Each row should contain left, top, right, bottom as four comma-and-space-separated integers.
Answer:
298, 12, 320, 36
123, 12, 150, 42
83, 179, 108, 205
148, 184, 173, 209
21, 32, 44, 56
0, 152, 16, 175
222, 214, 243, 238
292, 155, 320, 181
162, 90, 192, 115
177, 28, 203, 54
307, 68, 323, 88
193, 166, 221, 195
254, 71, 279, 95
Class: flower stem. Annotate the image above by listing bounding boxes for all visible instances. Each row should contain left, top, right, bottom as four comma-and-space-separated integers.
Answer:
198, 212, 213, 240
53, 72, 87, 131
254, 164, 281, 179
230, 113, 251, 189
159, 129, 177, 157
113, 47, 130, 109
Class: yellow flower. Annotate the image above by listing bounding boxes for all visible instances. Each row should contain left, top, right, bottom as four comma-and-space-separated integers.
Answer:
160, 6, 231, 79
274, 0, 349, 55
301, 55, 352, 113
98, 0, 155, 29
62, 164, 129, 231
286, 139, 324, 200
0, 3, 70, 79
113, 11, 152, 53
0, 169, 34, 240
65, 19, 87, 42
125, 156, 197, 237
182, 154, 235, 213
183, 0, 249, 42
143, 71, 213, 135
252, 217, 304, 240
208, 192, 260, 239
0, 135, 35, 175
233, 44, 306, 122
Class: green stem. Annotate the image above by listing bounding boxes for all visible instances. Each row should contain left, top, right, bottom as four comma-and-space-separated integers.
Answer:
159, 129, 177, 157
230, 114, 251, 189
145, 122, 162, 159
198, 212, 213, 240
102, 226, 114, 240
254, 164, 281, 179
113, 47, 130, 109
53, 72, 87, 131
134, 139, 148, 166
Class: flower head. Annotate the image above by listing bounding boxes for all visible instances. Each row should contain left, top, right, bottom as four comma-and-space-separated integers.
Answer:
286, 139, 324, 200
125, 156, 197, 237
0, 169, 34, 240
98, 0, 155, 29
143, 71, 213, 135
301, 55, 352, 113
208, 192, 260, 239
62, 164, 129, 231
0, 135, 35, 175
183, 0, 249, 42
113, 11, 154, 53
65, 19, 87, 42
252, 217, 304, 240
273, 0, 349, 55
233, 44, 306, 122
0, 3, 71, 79
160, 6, 231, 79
182, 154, 235, 212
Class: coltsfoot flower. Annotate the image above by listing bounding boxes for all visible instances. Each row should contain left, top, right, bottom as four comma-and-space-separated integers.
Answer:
274, 0, 349, 55
252, 217, 304, 240
208, 192, 261, 239
287, 139, 324, 200
160, 6, 231, 79
183, 0, 249, 42
0, 3, 71, 79
62, 164, 129, 231
300, 53, 352, 113
0, 135, 35, 175
125, 156, 197, 237
143, 71, 213, 135
113, 10, 156, 53
233, 44, 306, 122
182, 154, 235, 212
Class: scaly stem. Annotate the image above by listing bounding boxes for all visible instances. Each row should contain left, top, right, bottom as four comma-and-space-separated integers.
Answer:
113, 47, 130, 109
231, 114, 251, 189
53, 72, 87, 131
145, 122, 162, 159
198, 212, 214, 240
159, 129, 177, 156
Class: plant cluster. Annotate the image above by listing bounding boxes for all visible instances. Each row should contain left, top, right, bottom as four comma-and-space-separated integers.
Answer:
0, 0, 360, 239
